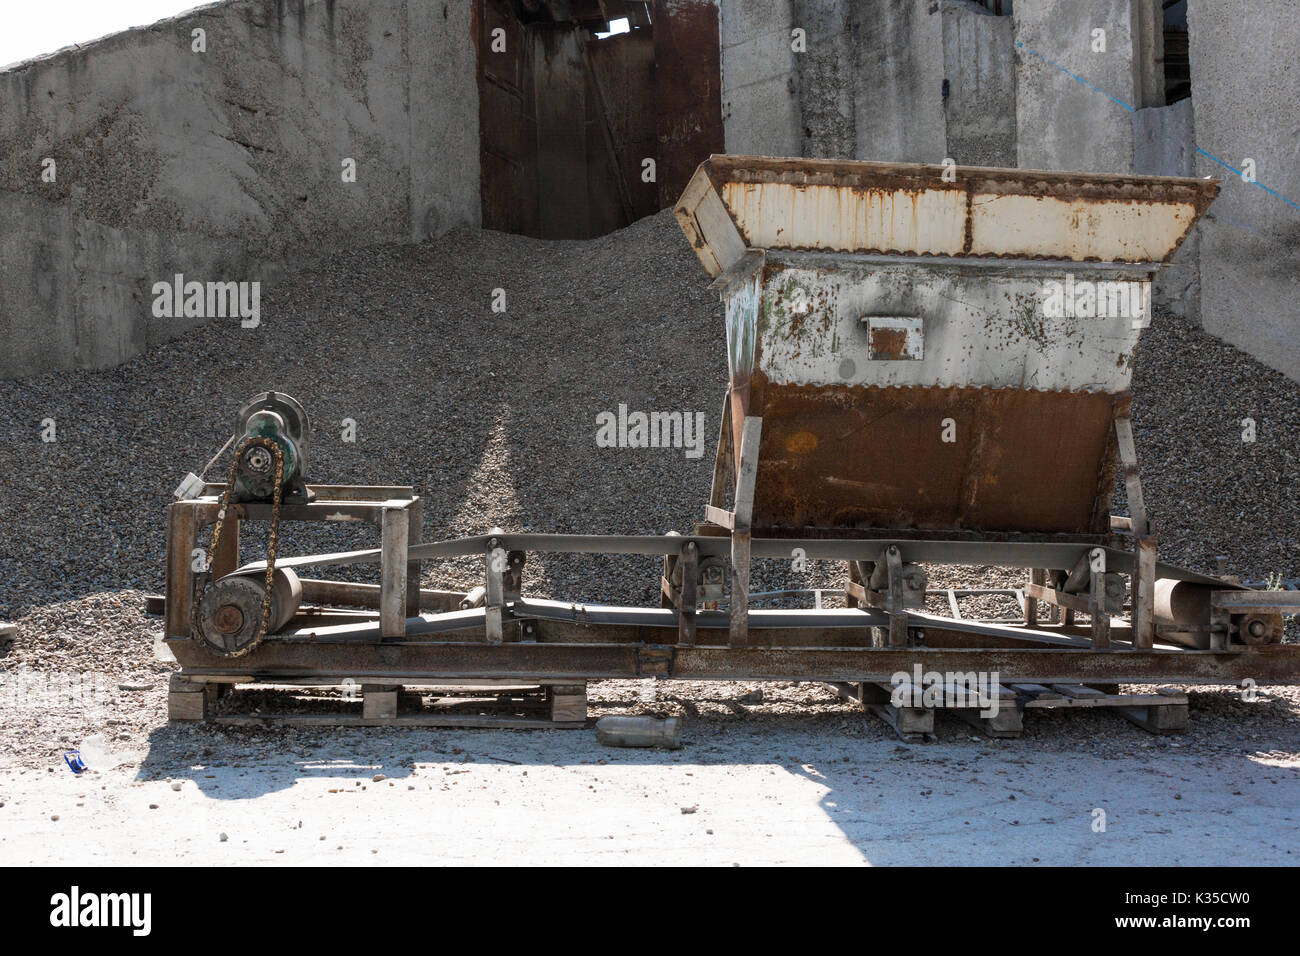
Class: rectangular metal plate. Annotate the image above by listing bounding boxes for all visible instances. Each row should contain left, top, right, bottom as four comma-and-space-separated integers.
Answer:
864, 315, 924, 360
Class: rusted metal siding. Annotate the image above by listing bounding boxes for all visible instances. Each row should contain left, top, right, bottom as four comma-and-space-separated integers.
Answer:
653, 0, 725, 210
475, 0, 539, 236
476, 2, 723, 238
584, 29, 658, 235
748, 381, 1126, 534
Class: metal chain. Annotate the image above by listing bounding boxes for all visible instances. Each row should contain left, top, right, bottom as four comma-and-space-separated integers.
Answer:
193, 436, 285, 653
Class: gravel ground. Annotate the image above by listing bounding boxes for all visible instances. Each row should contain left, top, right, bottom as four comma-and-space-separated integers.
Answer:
2, 209, 1299, 776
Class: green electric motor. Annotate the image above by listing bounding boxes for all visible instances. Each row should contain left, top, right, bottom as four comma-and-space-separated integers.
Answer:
230, 391, 312, 503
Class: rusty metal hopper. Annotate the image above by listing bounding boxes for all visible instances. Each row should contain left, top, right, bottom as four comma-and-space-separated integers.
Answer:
676, 156, 1218, 537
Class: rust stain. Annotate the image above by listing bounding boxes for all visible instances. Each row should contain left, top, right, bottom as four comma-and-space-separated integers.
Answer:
868, 327, 910, 361
748, 375, 1124, 535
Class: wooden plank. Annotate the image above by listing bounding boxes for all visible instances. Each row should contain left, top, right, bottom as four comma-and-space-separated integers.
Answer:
1090, 561, 1112, 649
955, 704, 1024, 738
362, 685, 399, 720
167, 674, 209, 721
212, 714, 585, 729
548, 683, 587, 724
1050, 683, 1108, 699
1009, 682, 1064, 700
1118, 701, 1189, 734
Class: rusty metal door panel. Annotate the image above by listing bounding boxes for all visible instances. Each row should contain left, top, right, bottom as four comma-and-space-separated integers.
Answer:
653, 0, 725, 210
748, 381, 1123, 534
584, 30, 658, 234
475, 0, 538, 235
533, 27, 591, 239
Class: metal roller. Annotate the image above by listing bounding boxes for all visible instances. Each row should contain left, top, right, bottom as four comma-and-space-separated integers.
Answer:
195, 567, 302, 657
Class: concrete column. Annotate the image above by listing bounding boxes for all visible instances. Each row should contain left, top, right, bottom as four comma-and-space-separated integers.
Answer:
1013, 0, 1141, 173
1186, 0, 1300, 382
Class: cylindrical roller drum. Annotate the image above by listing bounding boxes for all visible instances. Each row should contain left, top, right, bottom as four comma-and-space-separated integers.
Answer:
195, 567, 302, 657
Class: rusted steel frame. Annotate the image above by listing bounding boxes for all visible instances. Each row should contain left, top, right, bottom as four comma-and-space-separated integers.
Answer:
406, 498, 423, 618
776, 251, 1162, 276
211, 512, 240, 578
168, 640, 1300, 685
883, 546, 907, 647
678, 541, 698, 646
1113, 416, 1149, 535
1212, 591, 1300, 614
1132, 536, 1158, 650
248, 532, 1236, 589
1090, 548, 1112, 650
297, 579, 465, 613
380, 504, 413, 638
200, 483, 414, 501
164, 502, 201, 640
708, 386, 734, 511
1025, 581, 1122, 616
1026, 569, 1044, 625
730, 416, 762, 647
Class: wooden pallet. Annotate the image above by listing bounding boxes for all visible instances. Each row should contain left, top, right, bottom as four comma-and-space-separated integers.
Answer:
829, 680, 1189, 739
168, 674, 587, 729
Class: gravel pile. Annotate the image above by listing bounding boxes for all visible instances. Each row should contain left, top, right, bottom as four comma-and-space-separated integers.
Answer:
1, 208, 1299, 761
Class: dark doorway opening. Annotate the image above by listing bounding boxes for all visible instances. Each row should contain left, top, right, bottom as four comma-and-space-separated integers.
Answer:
473, 0, 724, 239
1163, 0, 1190, 104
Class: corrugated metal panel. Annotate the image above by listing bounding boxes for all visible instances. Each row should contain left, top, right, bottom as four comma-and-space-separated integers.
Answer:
677, 155, 1219, 275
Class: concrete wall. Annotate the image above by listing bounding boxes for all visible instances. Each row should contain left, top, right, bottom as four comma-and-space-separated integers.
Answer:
1186, 0, 1300, 382
852, 0, 946, 163
0, 0, 479, 379
718, 0, 802, 156
942, 0, 1017, 168
1133, 97, 1201, 322
718, 0, 973, 165
1013, 0, 1140, 173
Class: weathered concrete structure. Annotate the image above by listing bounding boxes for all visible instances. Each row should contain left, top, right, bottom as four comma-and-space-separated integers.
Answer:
2, 0, 1297, 382
714, 0, 1300, 382
1185, 0, 1300, 384
0, 0, 478, 378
